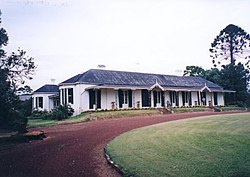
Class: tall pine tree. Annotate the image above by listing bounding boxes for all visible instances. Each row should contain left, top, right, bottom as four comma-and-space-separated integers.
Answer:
210, 24, 250, 69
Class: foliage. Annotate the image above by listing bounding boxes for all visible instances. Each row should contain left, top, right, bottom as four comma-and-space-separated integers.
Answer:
51, 105, 74, 121
219, 63, 250, 105
183, 66, 221, 84
29, 105, 74, 121
28, 109, 161, 128
17, 98, 33, 118
107, 113, 250, 177
203, 67, 221, 84
29, 110, 51, 119
1, 49, 36, 90
183, 64, 250, 106
17, 85, 33, 94
0, 68, 27, 132
0, 11, 35, 133
183, 66, 205, 76
209, 24, 250, 68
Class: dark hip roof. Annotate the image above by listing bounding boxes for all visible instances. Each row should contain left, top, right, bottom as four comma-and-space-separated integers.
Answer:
60, 69, 222, 89
33, 84, 59, 93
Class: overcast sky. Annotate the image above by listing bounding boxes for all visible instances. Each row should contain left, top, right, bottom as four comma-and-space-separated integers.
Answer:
1, 0, 250, 90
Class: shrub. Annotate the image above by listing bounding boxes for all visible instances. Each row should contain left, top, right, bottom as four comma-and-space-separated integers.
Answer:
51, 105, 74, 121
8, 108, 28, 133
30, 105, 74, 121
29, 110, 51, 119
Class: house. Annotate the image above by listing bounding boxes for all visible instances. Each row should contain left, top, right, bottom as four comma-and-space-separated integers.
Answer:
58, 69, 229, 115
32, 84, 59, 111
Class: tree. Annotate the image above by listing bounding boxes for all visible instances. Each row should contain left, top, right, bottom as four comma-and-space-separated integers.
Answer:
1, 48, 36, 90
183, 66, 205, 77
183, 66, 221, 84
183, 65, 250, 106
0, 11, 36, 132
17, 85, 33, 94
203, 68, 221, 85
209, 24, 250, 68
219, 63, 249, 106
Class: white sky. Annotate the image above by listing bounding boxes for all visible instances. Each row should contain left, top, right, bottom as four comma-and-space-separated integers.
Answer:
1, 0, 250, 90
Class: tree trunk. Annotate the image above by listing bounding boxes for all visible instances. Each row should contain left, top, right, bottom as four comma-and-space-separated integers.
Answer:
229, 35, 234, 65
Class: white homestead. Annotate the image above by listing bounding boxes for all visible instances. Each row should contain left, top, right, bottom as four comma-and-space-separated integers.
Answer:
53, 69, 227, 115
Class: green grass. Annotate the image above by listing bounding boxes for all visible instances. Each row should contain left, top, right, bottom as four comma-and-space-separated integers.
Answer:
106, 113, 250, 177
28, 109, 160, 128
28, 119, 58, 128
173, 107, 212, 113
219, 106, 247, 111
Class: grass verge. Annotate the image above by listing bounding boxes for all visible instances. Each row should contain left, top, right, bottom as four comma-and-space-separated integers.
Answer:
106, 113, 250, 177
219, 106, 247, 111
28, 109, 160, 128
172, 107, 212, 113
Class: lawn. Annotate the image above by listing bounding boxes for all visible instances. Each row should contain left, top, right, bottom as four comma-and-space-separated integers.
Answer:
106, 113, 250, 177
172, 107, 212, 113
28, 109, 160, 128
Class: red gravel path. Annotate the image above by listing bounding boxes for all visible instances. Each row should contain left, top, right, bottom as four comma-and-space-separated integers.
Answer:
0, 112, 243, 177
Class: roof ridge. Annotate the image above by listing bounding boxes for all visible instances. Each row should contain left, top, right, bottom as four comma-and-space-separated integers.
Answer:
88, 68, 179, 77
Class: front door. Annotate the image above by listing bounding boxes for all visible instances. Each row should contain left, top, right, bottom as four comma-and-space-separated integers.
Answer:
118, 90, 132, 108
153, 91, 164, 107
89, 89, 101, 109
141, 89, 151, 107
201, 92, 207, 106
214, 92, 218, 106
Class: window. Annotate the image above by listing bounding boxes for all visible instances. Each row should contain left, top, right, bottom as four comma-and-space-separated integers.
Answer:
68, 88, 74, 104
61, 88, 74, 105
35, 97, 43, 109
53, 99, 59, 107
123, 90, 128, 104
62, 89, 65, 105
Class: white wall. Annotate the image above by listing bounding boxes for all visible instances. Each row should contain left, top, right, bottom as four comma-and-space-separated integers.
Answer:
59, 84, 95, 115
100, 89, 142, 109
32, 93, 55, 111
100, 89, 116, 110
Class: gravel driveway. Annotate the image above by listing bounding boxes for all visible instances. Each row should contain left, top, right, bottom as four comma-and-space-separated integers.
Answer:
0, 111, 242, 177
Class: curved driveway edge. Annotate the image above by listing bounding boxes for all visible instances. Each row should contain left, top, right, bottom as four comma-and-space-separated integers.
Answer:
0, 111, 244, 177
